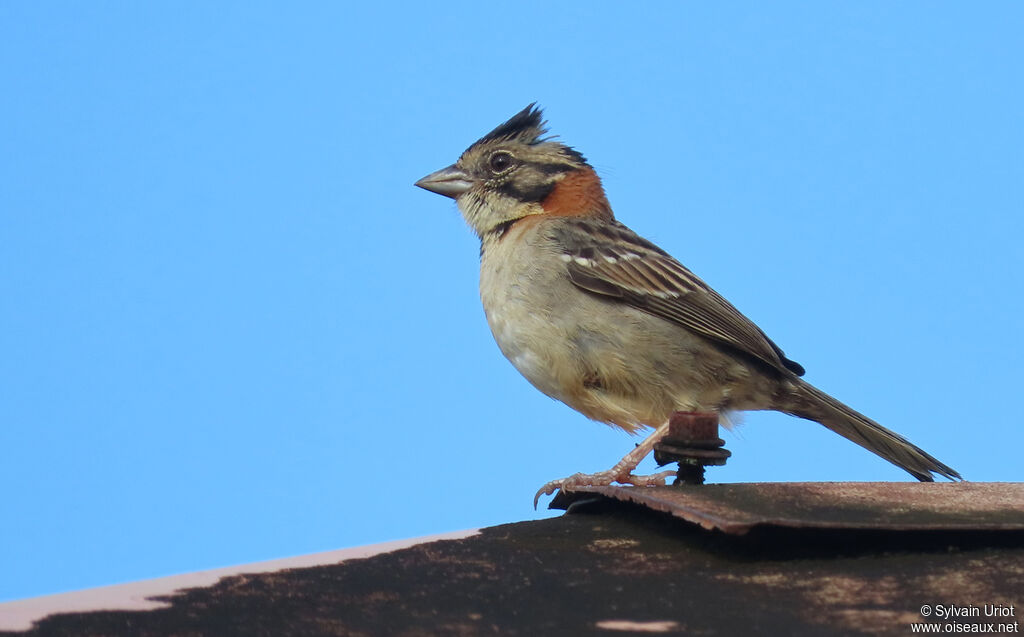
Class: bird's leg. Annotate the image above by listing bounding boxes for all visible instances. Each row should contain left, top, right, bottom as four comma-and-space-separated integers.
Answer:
534, 421, 675, 507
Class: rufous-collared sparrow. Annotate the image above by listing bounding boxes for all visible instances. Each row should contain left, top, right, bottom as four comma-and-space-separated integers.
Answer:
416, 104, 960, 505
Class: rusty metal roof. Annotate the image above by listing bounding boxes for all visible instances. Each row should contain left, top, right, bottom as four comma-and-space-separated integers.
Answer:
550, 482, 1024, 535
2, 482, 1022, 636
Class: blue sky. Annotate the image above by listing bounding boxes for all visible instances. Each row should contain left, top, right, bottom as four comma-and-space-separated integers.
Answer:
2, 3, 1021, 601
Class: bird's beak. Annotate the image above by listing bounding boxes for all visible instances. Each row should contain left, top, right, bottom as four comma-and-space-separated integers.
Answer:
414, 164, 474, 199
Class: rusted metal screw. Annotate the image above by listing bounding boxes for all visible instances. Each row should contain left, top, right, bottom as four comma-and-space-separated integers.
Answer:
653, 411, 731, 486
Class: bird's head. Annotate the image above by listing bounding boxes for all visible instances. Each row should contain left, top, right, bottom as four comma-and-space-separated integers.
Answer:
415, 104, 612, 238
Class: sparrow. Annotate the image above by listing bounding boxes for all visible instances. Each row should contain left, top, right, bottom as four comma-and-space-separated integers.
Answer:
415, 104, 960, 505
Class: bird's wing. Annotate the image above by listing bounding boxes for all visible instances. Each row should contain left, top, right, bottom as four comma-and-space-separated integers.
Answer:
553, 218, 805, 376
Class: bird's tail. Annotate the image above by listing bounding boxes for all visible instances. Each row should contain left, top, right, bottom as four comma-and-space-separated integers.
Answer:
779, 380, 961, 481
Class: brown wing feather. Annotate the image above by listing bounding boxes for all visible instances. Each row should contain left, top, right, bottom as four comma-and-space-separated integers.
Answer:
555, 219, 805, 376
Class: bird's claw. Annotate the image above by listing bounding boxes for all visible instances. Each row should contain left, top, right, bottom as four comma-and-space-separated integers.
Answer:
533, 468, 676, 508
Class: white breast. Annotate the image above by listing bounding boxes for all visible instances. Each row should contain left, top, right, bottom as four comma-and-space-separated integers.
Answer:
478, 227, 573, 402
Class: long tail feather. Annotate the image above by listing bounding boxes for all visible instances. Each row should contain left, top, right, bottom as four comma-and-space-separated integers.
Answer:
781, 380, 960, 481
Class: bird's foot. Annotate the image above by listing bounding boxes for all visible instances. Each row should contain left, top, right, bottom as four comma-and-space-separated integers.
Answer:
533, 467, 676, 508
534, 421, 674, 508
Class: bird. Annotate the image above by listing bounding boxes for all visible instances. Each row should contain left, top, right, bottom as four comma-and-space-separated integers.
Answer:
415, 104, 960, 505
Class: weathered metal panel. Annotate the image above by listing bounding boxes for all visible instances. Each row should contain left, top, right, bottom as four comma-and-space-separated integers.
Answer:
551, 482, 1024, 534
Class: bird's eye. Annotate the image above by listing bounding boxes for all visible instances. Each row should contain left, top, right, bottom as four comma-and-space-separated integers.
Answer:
488, 151, 515, 174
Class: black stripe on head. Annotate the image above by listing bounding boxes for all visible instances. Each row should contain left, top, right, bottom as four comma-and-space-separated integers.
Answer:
535, 162, 575, 175
498, 179, 557, 203
533, 150, 589, 174
476, 103, 546, 146
560, 146, 588, 165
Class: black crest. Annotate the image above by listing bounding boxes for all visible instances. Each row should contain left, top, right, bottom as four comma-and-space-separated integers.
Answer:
469, 103, 589, 166
475, 103, 546, 146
